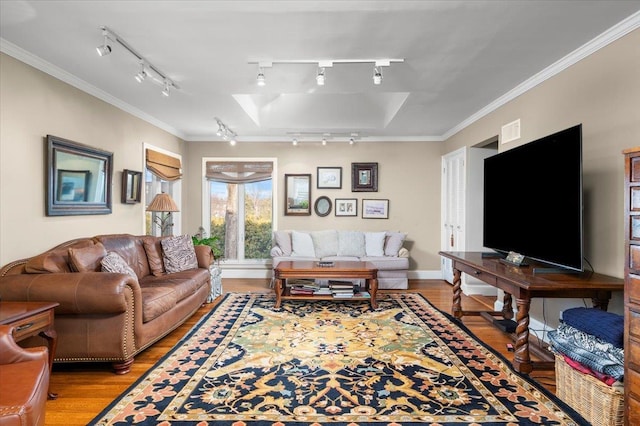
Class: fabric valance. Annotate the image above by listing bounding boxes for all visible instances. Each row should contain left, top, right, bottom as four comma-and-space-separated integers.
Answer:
205, 161, 273, 184
146, 149, 182, 181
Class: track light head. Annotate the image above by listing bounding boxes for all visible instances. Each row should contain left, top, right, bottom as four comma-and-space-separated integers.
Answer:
322, 138, 327, 146
292, 138, 298, 146
373, 66, 383, 85
161, 80, 170, 97
256, 68, 266, 86
135, 63, 147, 83
316, 67, 325, 86
96, 30, 112, 56
349, 138, 355, 145
229, 139, 237, 146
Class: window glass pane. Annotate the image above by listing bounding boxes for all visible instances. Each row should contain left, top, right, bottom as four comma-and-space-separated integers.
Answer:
244, 180, 273, 259
209, 180, 231, 259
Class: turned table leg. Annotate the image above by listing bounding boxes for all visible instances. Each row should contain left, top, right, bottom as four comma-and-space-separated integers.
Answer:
274, 278, 283, 308
452, 268, 463, 319
512, 296, 532, 374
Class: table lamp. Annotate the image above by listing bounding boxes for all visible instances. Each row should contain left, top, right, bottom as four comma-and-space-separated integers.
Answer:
146, 192, 179, 236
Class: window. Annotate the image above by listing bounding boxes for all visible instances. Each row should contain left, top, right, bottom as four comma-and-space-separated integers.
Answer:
145, 148, 182, 236
204, 159, 274, 263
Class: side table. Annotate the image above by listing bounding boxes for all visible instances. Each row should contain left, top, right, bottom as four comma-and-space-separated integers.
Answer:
208, 264, 223, 302
0, 301, 59, 399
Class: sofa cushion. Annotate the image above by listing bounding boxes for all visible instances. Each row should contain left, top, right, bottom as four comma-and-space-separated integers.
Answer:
140, 286, 177, 323
68, 243, 107, 272
384, 232, 407, 257
311, 230, 339, 258
101, 252, 138, 280
291, 231, 315, 257
143, 237, 166, 277
274, 231, 293, 256
140, 268, 209, 303
361, 256, 409, 270
161, 235, 198, 273
365, 232, 386, 257
338, 231, 366, 257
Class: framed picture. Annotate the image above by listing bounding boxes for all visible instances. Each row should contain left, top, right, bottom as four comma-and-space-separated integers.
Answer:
285, 174, 311, 215
47, 135, 113, 216
314, 196, 332, 217
351, 162, 378, 192
121, 169, 142, 204
317, 166, 342, 189
362, 199, 389, 219
335, 198, 358, 217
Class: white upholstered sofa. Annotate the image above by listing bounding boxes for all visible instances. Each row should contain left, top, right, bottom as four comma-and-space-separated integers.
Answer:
270, 230, 410, 289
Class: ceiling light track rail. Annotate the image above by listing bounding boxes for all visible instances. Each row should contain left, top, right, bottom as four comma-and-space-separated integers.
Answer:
97, 26, 179, 95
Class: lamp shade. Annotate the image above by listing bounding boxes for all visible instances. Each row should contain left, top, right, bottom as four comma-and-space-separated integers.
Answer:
146, 193, 179, 212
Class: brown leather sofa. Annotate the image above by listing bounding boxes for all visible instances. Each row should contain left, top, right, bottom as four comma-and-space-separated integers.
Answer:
0, 324, 50, 426
0, 234, 211, 374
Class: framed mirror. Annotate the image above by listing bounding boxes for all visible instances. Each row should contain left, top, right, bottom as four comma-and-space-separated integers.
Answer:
46, 135, 113, 216
122, 169, 142, 204
314, 196, 332, 217
285, 174, 311, 215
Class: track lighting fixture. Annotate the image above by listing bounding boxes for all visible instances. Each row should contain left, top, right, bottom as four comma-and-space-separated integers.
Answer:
316, 67, 326, 86
135, 62, 147, 83
96, 26, 178, 97
161, 80, 170, 97
96, 29, 112, 56
349, 138, 355, 145
322, 138, 327, 146
214, 118, 237, 143
248, 58, 401, 86
256, 68, 266, 86
373, 66, 383, 85
292, 138, 298, 146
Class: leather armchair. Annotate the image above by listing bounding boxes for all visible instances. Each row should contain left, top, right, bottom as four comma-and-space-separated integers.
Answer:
0, 324, 50, 426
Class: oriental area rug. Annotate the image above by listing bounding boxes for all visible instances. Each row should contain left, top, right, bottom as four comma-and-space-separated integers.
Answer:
90, 293, 587, 426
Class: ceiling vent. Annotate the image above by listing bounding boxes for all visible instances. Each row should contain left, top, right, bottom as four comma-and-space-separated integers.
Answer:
501, 119, 521, 144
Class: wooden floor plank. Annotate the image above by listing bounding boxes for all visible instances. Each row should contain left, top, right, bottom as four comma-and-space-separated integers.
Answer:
43, 279, 556, 425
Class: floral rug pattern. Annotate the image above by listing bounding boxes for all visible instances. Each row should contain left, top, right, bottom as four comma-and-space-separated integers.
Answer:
91, 293, 586, 425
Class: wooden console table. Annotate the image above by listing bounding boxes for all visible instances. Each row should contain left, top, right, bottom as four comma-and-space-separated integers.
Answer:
0, 301, 59, 398
438, 251, 624, 374
274, 260, 378, 309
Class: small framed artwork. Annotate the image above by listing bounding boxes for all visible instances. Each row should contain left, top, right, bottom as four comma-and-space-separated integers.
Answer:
317, 166, 342, 189
285, 174, 312, 215
351, 162, 378, 192
122, 169, 142, 204
314, 196, 332, 217
362, 199, 389, 219
335, 198, 358, 217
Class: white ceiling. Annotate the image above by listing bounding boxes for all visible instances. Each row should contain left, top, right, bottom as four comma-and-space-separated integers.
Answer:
1, 1, 639, 143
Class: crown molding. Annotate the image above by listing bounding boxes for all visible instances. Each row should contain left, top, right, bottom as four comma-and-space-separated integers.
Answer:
442, 10, 640, 141
0, 38, 185, 140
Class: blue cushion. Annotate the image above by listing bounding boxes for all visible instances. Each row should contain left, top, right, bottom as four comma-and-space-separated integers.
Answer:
562, 307, 624, 348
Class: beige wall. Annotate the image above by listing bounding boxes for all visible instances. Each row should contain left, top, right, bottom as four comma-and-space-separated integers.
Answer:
443, 28, 640, 318
183, 141, 443, 271
0, 53, 183, 265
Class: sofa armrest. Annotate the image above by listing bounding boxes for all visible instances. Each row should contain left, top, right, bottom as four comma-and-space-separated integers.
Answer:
398, 247, 409, 258
270, 246, 284, 257
194, 245, 214, 268
0, 272, 139, 315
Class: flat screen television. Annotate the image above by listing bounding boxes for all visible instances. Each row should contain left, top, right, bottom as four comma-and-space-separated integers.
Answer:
483, 124, 583, 272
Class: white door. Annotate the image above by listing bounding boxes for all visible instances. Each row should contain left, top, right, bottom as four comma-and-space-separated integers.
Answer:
441, 147, 466, 283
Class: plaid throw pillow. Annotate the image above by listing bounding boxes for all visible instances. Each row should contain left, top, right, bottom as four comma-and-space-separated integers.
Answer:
161, 235, 198, 273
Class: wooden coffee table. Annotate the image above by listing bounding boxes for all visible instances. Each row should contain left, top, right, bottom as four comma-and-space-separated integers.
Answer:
273, 260, 378, 309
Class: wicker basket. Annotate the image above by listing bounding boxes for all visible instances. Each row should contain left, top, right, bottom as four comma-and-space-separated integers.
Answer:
554, 354, 624, 426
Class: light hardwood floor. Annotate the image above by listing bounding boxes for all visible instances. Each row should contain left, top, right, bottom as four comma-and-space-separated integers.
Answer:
44, 279, 556, 425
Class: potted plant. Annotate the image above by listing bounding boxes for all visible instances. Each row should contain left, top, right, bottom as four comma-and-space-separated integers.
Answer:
192, 227, 224, 261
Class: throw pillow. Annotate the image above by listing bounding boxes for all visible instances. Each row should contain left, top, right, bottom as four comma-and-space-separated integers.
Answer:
143, 237, 166, 277
25, 249, 72, 274
338, 231, 366, 257
68, 243, 107, 272
291, 231, 316, 257
365, 232, 386, 257
384, 232, 407, 257
101, 251, 138, 280
274, 231, 293, 256
161, 235, 198, 273
311, 230, 339, 258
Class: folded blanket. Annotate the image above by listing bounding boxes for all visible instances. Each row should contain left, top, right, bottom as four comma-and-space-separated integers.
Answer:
562, 354, 617, 386
561, 307, 624, 348
548, 324, 624, 380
